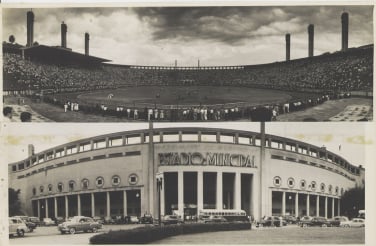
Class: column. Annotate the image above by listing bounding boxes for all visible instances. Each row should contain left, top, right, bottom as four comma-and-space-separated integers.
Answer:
282, 191, 286, 216
77, 194, 81, 216
295, 193, 299, 217
54, 197, 58, 218
324, 196, 328, 218
316, 195, 320, 217
332, 198, 335, 218
337, 199, 341, 216
123, 190, 127, 217
216, 172, 223, 209
106, 192, 111, 218
91, 193, 95, 217
161, 179, 165, 216
197, 171, 203, 213
306, 194, 310, 216
178, 171, 184, 217
45, 199, 48, 218
65, 196, 69, 219
37, 200, 41, 219
234, 172, 241, 210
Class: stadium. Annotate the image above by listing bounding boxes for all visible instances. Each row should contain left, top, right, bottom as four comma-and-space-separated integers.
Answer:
2, 8, 373, 122
8, 124, 365, 222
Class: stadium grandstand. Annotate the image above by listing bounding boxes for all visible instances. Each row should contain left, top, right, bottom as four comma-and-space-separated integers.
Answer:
2, 10, 373, 122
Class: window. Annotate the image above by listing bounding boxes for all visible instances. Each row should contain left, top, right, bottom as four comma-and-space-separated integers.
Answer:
81, 179, 89, 189
69, 181, 75, 191
96, 177, 104, 188
112, 175, 121, 186
128, 174, 138, 185
311, 181, 316, 191
57, 183, 63, 192
335, 186, 339, 195
328, 185, 333, 194
48, 184, 53, 192
40, 186, 44, 193
300, 180, 306, 190
287, 178, 295, 188
273, 176, 281, 187
32, 187, 36, 196
320, 183, 325, 193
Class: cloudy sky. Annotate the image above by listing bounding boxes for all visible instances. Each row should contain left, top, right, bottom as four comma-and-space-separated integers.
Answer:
1, 122, 373, 169
2, 6, 373, 66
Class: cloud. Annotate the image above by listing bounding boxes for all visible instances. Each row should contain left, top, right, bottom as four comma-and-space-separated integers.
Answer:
2, 6, 373, 66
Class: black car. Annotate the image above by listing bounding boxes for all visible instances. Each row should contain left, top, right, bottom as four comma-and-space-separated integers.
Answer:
300, 216, 331, 227
140, 214, 154, 224
258, 216, 283, 227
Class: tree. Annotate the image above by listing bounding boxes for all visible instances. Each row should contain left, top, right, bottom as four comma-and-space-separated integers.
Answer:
9, 35, 15, 43
340, 186, 365, 219
9, 188, 22, 216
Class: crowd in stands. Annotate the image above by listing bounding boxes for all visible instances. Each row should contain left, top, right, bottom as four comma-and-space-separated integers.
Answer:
3, 46, 373, 94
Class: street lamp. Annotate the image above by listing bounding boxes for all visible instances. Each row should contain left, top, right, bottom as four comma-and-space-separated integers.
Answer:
156, 172, 163, 226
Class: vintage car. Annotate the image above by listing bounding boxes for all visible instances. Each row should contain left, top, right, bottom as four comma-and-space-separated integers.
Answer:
9, 217, 28, 237
13, 216, 37, 232
140, 214, 154, 224
58, 216, 102, 234
329, 216, 349, 227
27, 217, 42, 226
161, 215, 184, 225
257, 216, 283, 227
340, 218, 365, 228
43, 218, 55, 226
300, 216, 331, 227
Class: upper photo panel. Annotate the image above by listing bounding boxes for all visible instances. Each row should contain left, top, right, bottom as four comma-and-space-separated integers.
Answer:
2, 6, 373, 122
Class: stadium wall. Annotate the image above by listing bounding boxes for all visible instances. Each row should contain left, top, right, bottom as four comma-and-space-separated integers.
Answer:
8, 127, 364, 221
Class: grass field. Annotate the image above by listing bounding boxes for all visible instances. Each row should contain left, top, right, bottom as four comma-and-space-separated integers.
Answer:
76, 86, 297, 107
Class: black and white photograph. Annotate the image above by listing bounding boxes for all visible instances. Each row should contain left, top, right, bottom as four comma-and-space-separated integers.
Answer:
0, 1, 375, 246
3, 122, 372, 244
2, 5, 373, 122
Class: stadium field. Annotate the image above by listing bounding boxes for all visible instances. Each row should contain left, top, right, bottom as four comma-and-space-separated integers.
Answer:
76, 86, 295, 107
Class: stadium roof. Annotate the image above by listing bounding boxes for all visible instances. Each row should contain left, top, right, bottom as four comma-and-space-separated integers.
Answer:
22, 45, 111, 65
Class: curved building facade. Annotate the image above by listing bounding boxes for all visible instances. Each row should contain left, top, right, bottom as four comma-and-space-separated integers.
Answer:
8, 127, 364, 221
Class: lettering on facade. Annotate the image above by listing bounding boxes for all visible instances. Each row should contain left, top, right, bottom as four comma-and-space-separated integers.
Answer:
158, 152, 257, 168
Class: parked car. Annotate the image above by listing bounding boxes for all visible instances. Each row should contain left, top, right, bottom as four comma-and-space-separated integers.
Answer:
93, 216, 104, 224
298, 216, 313, 226
329, 216, 349, 227
43, 218, 55, 226
283, 215, 298, 224
104, 216, 115, 224
257, 216, 283, 227
27, 217, 42, 226
14, 216, 37, 232
300, 216, 331, 227
9, 217, 28, 237
340, 218, 365, 228
58, 216, 102, 234
161, 215, 183, 225
140, 214, 153, 224
53, 217, 65, 225
129, 216, 140, 224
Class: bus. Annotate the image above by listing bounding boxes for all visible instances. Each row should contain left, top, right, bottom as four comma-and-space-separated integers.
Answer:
198, 209, 249, 222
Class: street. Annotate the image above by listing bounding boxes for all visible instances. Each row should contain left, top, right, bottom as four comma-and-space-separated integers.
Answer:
9, 224, 365, 245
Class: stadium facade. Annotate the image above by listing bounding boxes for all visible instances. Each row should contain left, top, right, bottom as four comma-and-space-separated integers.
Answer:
8, 125, 364, 221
